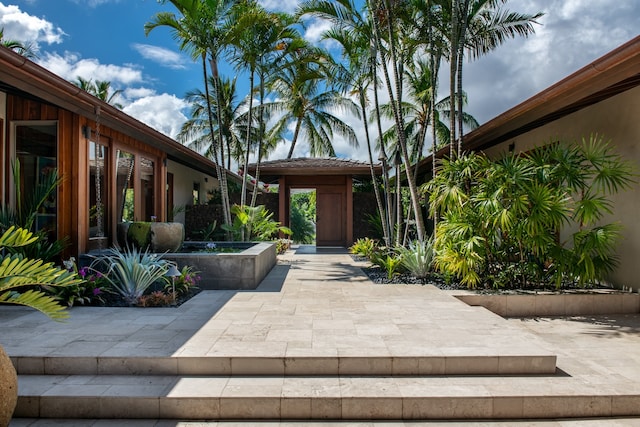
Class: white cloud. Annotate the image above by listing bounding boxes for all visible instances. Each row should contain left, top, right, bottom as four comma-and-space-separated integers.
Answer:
68, 0, 121, 7
131, 43, 187, 70
37, 51, 144, 86
0, 3, 65, 49
123, 94, 188, 139
124, 87, 156, 100
259, 0, 299, 14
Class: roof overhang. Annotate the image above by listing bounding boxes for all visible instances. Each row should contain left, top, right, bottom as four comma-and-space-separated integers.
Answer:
0, 46, 241, 183
415, 35, 640, 181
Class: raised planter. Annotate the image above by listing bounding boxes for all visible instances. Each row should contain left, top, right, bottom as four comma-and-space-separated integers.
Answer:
453, 290, 640, 317
163, 242, 276, 290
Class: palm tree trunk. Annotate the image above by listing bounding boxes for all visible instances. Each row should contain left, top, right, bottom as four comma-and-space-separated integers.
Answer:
359, 85, 390, 246
287, 118, 303, 159
251, 70, 267, 208
449, 0, 459, 159
208, 55, 232, 228
240, 69, 255, 209
374, 0, 426, 242
456, 0, 470, 156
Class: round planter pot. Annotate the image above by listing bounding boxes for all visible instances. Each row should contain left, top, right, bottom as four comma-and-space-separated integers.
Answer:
117, 222, 185, 253
150, 222, 185, 253
0, 345, 17, 426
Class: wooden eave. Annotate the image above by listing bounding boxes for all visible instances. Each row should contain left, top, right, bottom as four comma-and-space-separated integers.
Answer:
415, 35, 640, 181
0, 46, 241, 182
248, 157, 383, 182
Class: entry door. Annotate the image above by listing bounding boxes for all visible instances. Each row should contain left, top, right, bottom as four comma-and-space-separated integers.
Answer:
316, 190, 344, 246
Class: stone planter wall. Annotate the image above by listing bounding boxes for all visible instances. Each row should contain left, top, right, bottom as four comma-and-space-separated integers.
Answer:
454, 291, 640, 317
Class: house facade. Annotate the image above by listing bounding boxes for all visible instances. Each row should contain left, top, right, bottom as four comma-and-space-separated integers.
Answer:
0, 46, 229, 259
417, 36, 640, 290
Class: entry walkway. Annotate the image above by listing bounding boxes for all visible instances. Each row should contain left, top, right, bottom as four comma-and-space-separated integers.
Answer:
4, 246, 640, 425
3, 246, 552, 371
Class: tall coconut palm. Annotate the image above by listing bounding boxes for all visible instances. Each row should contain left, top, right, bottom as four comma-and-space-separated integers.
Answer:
442, 0, 542, 154
145, 0, 235, 227
178, 75, 248, 169
227, 1, 301, 207
368, 0, 426, 242
298, 0, 393, 245
266, 46, 360, 159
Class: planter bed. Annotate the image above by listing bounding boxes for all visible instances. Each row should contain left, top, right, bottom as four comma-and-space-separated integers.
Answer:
451, 290, 640, 317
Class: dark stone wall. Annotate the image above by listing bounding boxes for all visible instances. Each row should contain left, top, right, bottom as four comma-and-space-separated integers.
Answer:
186, 192, 380, 243
353, 192, 380, 241
185, 193, 279, 240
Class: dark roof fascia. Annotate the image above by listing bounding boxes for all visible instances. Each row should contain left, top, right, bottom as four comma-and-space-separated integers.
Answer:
415, 35, 640, 180
0, 46, 241, 182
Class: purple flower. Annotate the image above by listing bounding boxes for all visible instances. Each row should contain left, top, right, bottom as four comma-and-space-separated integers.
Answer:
78, 267, 88, 278
93, 288, 102, 296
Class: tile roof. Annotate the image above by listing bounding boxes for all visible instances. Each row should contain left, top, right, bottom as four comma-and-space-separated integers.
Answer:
248, 157, 383, 176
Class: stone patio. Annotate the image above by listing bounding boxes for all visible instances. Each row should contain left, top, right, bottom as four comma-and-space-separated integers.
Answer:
3, 246, 640, 425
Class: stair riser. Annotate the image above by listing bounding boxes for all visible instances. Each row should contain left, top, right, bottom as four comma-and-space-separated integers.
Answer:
11, 355, 557, 376
15, 395, 640, 420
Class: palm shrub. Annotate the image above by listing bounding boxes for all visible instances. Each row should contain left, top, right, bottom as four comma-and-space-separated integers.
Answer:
222, 204, 292, 241
91, 247, 169, 305
369, 246, 404, 280
396, 238, 435, 279
0, 226, 81, 319
424, 135, 634, 289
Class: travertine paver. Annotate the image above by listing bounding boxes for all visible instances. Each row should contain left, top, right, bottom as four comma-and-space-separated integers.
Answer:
1, 247, 553, 368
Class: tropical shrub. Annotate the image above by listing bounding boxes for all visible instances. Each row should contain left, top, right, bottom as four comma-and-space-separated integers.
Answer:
51, 260, 109, 306
349, 237, 378, 259
424, 135, 634, 289
90, 247, 169, 305
0, 226, 81, 319
370, 247, 404, 280
396, 239, 435, 279
222, 204, 292, 241
165, 265, 200, 296
0, 160, 68, 262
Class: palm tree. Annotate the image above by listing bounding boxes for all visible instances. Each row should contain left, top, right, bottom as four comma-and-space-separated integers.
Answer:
298, 0, 393, 245
0, 28, 37, 58
368, 0, 427, 242
178, 75, 248, 169
443, 0, 543, 154
266, 46, 360, 159
73, 77, 124, 108
145, 0, 235, 227
227, 1, 301, 207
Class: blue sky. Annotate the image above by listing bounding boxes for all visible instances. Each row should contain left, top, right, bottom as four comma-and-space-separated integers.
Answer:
1, 0, 639, 164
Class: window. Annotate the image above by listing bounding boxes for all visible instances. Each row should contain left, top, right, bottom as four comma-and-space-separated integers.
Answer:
14, 122, 58, 239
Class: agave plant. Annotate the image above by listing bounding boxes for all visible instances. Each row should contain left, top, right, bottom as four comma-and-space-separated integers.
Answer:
396, 239, 435, 279
91, 247, 169, 305
0, 226, 81, 320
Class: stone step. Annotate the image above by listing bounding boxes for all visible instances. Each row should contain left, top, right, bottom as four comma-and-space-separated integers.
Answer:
11, 353, 557, 376
15, 374, 640, 420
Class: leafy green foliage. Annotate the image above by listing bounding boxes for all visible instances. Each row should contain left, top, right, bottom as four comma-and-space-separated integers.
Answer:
370, 247, 404, 280
349, 237, 378, 258
90, 247, 169, 305
424, 135, 635, 289
396, 239, 434, 279
0, 226, 81, 319
164, 265, 200, 296
0, 160, 68, 262
222, 204, 292, 241
195, 221, 218, 241
290, 192, 316, 244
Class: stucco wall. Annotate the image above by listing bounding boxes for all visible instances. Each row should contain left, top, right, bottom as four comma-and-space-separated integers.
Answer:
167, 159, 218, 224
482, 85, 640, 290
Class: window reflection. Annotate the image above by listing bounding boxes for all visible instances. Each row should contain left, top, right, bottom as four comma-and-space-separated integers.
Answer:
116, 150, 135, 222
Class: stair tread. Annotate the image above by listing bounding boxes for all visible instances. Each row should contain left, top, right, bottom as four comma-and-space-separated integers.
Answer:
17, 373, 640, 398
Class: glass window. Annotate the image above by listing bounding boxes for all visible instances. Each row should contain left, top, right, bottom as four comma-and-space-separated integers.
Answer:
15, 123, 57, 239
141, 157, 155, 221
116, 149, 135, 222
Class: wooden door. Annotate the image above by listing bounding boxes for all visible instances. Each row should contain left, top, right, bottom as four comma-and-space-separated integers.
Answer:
316, 190, 344, 246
